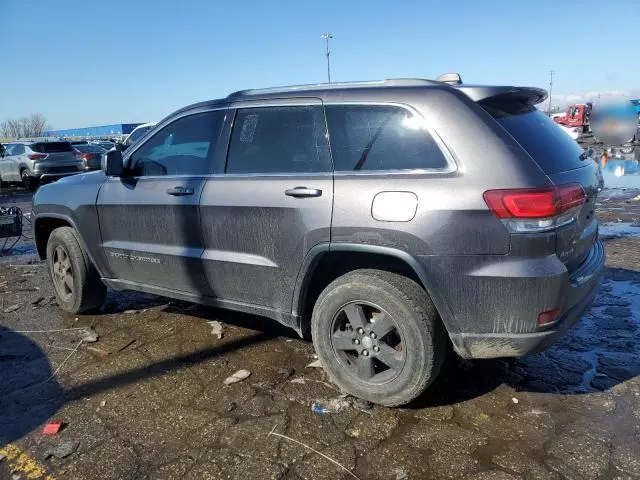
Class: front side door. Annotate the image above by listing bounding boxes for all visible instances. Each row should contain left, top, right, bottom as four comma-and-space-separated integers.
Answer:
199, 100, 333, 314
1, 144, 23, 182
97, 108, 227, 296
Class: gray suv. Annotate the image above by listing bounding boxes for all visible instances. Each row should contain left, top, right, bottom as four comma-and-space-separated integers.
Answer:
32, 77, 605, 406
0, 141, 84, 190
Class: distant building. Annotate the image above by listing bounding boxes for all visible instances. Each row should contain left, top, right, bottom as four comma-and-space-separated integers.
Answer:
43, 123, 144, 138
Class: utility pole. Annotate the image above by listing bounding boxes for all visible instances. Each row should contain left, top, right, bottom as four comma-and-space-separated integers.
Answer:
321, 33, 333, 83
547, 70, 554, 115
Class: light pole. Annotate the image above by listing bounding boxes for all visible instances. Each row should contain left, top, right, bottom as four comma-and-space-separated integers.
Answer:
548, 70, 554, 115
321, 33, 333, 83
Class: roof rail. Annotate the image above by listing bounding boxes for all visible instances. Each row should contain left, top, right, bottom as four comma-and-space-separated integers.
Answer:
227, 78, 439, 98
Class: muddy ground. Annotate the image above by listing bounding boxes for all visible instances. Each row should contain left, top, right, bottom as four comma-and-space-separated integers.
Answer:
1, 185, 639, 480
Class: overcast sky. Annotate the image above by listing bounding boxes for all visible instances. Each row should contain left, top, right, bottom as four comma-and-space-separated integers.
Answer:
1, 0, 638, 128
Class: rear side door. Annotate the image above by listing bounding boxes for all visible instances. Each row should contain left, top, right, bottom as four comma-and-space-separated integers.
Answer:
96, 108, 227, 295
199, 99, 333, 315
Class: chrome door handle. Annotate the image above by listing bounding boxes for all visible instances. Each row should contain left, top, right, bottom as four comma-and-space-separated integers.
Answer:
166, 186, 194, 196
285, 187, 322, 198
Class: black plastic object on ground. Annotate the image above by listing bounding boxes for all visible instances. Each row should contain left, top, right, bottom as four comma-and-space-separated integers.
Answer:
0, 207, 22, 239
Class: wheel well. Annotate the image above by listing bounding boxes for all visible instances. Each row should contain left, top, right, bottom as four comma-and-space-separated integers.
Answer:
298, 251, 427, 336
35, 218, 72, 259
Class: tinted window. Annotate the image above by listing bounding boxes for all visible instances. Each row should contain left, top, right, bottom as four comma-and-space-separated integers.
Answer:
31, 142, 73, 153
325, 105, 449, 171
75, 144, 105, 153
130, 112, 223, 176
226, 106, 330, 174
126, 126, 153, 145
480, 99, 585, 174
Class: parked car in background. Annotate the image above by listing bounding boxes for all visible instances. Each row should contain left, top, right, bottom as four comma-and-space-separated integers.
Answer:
33, 76, 604, 406
73, 143, 107, 171
0, 141, 84, 189
90, 140, 115, 151
121, 122, 157, 151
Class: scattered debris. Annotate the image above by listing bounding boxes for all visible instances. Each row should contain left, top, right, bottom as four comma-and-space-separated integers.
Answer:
100, 400, 106, 408
394, 467, 409, 480
123, 309, 138, 314
11, 473, 21, 480
268, 425, 361, 480
512, 397, 519, 404
306, 359, 323, 368
290, 378, 306, 384
226, 402, 237, 412
42, 420, 64, 436
86, 346, 110, 357
352, 397, 373, 411
79, 327, 98, 343
224, 369, 251, 385
3, 304, 20, 313
117, 339, 137, 352
311, 397, 351, 414
277, 367, 295, 379
49, 340, 83, 379
207, 320, 224, 339
43, 440, 79, 460
30, 296, 45, 306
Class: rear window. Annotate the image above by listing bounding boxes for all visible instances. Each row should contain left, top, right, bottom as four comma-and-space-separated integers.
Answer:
325, 105, 450, 171
31, 142, 73, 153
75, 144, 105, 153
481, 99, 585, 174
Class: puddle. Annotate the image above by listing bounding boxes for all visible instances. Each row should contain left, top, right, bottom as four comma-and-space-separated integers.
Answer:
599, 222, 640, 240
509, 274, 640, 394
601, 156, 640, 190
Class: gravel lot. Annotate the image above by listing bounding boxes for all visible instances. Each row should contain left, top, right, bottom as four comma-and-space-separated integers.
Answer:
1, 179, 639, 480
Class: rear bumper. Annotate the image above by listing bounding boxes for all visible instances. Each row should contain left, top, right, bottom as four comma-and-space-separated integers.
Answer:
438, 240, 605, 359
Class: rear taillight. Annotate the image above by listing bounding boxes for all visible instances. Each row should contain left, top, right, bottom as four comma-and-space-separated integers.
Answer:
484, 184, 586, 233
28, 153, 47, 160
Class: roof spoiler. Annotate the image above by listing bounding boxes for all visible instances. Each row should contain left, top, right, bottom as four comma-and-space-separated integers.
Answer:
456, 85, 548, 105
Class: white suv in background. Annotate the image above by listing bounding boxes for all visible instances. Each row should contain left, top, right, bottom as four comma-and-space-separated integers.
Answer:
121, 122, 157, 150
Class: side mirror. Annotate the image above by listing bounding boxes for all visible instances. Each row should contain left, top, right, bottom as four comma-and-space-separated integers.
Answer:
102, 149, 124, 176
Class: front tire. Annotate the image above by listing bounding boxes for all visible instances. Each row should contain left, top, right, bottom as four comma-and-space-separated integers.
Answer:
311, 269, 446, 406
46, 227, 106, 313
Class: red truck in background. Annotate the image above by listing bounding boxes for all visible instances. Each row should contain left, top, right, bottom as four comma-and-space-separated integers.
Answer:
552, 103, 593, 134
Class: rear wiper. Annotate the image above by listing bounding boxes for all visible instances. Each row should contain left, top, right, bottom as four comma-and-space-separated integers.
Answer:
579, 148, 594, 161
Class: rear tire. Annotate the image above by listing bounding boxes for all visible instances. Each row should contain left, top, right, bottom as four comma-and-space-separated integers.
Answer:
311, 269, 446, 406
46, 226, 106, 313
21, 169, 37, 191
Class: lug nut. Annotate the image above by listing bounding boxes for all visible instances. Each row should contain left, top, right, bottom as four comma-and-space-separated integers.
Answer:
370, 332, 377, 339
357, 328, 364, 334
362, 349, 369, 357
353, 339, 360, 345
373, 345, 380, 352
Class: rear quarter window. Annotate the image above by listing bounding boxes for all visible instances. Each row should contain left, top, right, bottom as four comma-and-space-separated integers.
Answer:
325, 105, 450, 171
31, 142, 73, 153
481, 100, 586, 174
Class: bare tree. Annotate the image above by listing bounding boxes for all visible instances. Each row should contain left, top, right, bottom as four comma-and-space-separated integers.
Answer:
0, 113, 52, 138
26, 113, 52, 137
